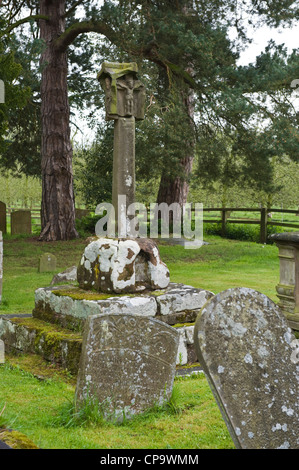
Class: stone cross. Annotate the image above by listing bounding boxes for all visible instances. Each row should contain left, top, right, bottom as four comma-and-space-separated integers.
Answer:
98, 62, 146, 233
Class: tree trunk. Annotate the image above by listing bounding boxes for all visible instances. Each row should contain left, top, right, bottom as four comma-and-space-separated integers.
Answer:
157, 85, 195, 207
39, 0, 78, 241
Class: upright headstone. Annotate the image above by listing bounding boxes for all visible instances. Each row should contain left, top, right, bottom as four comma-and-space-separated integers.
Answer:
38, 253, 57, 273
0, 231, 2, 304
11, 210, 31, 235
76, 313, 179, 421
0, 340, 4, 364
194, 287, 299, 449
75, 209, 90, 220
0, 202, 6, 234
97, 62, 146, 231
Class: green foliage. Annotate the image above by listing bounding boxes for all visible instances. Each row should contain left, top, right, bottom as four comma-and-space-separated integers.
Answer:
73, 124, 113, 208
190, 156, 299, 208
1, 0, 299, 194
204, 221, 291, 243
75, 213, 102, 237
0, 31, 32, 164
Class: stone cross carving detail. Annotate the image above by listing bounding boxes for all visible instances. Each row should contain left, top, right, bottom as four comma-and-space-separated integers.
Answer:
98, 62, 146, 233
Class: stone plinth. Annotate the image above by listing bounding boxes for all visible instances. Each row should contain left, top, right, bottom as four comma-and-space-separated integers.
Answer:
31, 282, 214, 367
269, 231, 299, 330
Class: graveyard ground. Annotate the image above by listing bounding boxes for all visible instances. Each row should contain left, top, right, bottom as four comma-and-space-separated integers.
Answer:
0, 233, 288, 449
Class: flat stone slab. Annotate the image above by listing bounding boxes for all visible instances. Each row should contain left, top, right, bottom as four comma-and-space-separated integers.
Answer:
75, 313, 179, 421
269, 231, 299, 245
33, 283, 214, 331
194, 287, 299, 449
156, 284, 214, 316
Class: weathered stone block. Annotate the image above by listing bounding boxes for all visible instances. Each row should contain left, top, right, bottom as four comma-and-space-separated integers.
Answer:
33, 285, 158, 331
77, 237, 170, 293
156, 284, 214, 315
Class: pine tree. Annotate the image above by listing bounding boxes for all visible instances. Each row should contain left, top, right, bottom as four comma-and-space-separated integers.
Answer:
0, 0, 298, 240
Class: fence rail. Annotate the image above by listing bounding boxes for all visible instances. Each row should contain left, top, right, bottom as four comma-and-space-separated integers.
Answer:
199, 207, 299, 243
1, 205, 299, 243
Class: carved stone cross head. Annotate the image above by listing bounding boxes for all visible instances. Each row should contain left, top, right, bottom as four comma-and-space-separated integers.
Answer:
98, 62, 146, 121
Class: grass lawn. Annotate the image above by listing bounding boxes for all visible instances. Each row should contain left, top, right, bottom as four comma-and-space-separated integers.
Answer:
0, 233, 282, 449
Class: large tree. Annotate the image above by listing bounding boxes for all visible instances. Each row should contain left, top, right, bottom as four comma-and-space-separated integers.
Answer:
0, 0, 299, 240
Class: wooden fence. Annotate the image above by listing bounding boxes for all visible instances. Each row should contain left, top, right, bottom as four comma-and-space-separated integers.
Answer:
1, 205, 299, 243
1, 206, 90, 234
200, 207, 299, 244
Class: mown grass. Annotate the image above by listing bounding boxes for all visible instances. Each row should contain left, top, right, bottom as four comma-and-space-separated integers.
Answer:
0, 232, 283, 449
0, 362, 233, 449
0, 233, 280, 314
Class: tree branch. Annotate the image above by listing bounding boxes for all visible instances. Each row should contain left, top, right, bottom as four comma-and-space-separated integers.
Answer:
54, 20, 196, 88
54, 19, 118, 52
0, 14, 49, 38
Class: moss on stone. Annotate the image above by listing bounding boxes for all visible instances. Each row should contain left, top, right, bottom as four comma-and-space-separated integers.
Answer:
52, 287, 115, 301
173, 321, 195, 328
6, 353, 77, 385
6, 317, 82, 375
10, 316, 81, 340
0, 429, 39, 449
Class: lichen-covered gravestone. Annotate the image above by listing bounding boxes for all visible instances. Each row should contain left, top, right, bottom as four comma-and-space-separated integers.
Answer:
76, 313, 179, 421
194, 287, 299, 449
0, 340, 4, 364
0, 231, 2, 304
38, 253, 57, 273
0, 202, 6, 234
11, 210, 31, 235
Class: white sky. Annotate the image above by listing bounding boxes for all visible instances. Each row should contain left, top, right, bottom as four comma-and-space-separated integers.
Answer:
235, 24, 299, 65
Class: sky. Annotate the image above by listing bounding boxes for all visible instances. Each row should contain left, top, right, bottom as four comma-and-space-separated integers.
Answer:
235, 24, 299, 65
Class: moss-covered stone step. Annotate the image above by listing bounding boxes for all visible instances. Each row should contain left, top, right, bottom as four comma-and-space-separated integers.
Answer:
32, 283, 214, 333
0, 315, 82, 375
0, 428, 39, 449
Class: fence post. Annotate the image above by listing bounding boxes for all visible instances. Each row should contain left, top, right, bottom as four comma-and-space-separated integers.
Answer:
221, 208, 228, 237
260, 207, 268, 244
